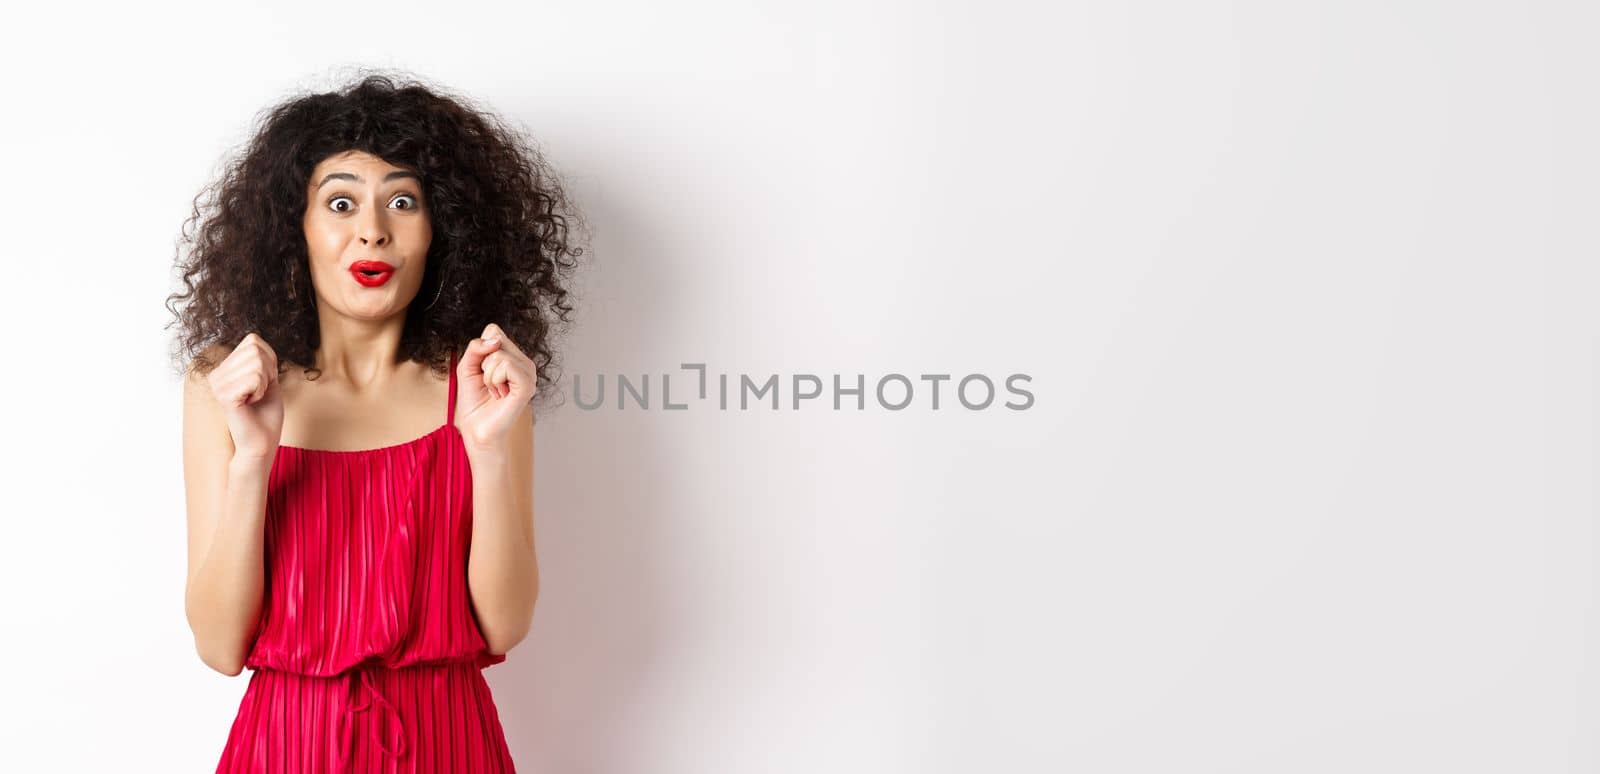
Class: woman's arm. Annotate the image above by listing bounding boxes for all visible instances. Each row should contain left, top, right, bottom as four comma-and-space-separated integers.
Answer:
181, 352, 269, 676
464, 401, 540, 655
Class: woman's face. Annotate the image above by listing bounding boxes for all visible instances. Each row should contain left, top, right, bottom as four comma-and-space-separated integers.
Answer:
302, 150, 433, 321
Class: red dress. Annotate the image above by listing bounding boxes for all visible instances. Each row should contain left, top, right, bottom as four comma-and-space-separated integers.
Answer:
215, 350, 516, 772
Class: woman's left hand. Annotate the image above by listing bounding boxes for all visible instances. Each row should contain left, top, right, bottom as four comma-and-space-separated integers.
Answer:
455, 323, 537, 453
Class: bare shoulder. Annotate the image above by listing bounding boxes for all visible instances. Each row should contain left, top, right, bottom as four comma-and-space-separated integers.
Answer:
182, 343, 234, 452
184, 343, 233, 384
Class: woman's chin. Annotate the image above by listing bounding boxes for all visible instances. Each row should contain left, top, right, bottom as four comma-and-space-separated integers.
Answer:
337, 299, 406, 321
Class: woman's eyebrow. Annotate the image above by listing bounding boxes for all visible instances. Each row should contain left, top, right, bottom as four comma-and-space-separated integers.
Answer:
315, 170, 422, 190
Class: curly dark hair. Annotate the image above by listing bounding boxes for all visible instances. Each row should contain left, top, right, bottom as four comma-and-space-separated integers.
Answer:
164, 68, 587, 411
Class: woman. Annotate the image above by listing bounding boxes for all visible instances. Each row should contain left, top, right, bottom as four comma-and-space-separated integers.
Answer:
167, 71, 584, 772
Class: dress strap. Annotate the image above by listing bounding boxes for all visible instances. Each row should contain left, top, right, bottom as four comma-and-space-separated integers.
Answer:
447, 349, 458, 423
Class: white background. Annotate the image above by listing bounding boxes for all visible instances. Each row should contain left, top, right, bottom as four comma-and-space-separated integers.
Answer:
0, 1, 1594, 771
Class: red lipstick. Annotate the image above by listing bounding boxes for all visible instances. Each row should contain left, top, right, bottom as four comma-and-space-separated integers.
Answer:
349, 260, 395, 287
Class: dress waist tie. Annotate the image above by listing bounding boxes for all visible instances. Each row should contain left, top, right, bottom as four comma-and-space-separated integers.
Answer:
337, 666, 409, 766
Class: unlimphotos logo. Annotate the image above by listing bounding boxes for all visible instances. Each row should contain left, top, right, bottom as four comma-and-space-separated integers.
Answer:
572, 364, 1035, 411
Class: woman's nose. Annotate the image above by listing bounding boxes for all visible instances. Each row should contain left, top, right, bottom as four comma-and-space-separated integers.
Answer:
358, 211, 390, 246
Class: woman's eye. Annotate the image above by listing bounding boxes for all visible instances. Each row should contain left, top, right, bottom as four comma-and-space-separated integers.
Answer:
326, 194, 418, 213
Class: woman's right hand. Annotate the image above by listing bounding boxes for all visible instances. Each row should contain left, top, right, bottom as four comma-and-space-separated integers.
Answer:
207, 333, 284, 460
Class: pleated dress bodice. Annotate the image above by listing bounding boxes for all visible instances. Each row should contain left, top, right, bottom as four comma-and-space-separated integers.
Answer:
241, 349, 506, 676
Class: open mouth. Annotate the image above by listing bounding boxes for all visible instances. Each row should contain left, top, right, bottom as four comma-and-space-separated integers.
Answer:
349, 261, 396, 286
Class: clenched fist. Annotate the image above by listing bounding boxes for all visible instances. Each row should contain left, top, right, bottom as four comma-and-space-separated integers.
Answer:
454, 322, 537, 452
207, 332, 284, 458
